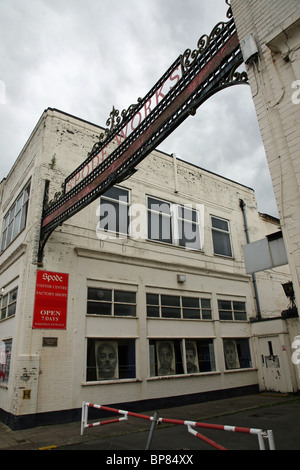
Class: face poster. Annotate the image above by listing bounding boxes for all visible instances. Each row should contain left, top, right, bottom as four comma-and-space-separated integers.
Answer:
32, 271, 69, 329
156, 341, 175, 376
95, 341, 119, 380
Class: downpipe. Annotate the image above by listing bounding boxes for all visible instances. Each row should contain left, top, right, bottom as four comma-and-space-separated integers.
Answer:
239, 199, 262, 320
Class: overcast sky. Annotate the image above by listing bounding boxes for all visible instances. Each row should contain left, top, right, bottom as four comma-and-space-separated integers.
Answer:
0, 0, 278, 217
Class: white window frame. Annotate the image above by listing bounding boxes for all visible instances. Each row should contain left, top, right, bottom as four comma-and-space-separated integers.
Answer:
98, 185, 130, 237
1, 182, 31, 252
211, 215, 233, 257
147, 196, 202, 250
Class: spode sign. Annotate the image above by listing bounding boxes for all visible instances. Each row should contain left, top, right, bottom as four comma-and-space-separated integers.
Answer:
33, 270, 69, 329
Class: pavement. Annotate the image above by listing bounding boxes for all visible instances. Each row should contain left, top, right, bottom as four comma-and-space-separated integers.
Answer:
0, 392, 299, 451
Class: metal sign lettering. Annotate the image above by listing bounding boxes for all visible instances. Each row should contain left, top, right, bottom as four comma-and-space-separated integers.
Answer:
38, 2, 248, 264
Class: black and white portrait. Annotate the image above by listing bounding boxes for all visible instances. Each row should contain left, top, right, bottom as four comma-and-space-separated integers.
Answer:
224, 339, 240, 369
157, 341, 175, 376
95, 341, 118, 380
185, 341, 199, 373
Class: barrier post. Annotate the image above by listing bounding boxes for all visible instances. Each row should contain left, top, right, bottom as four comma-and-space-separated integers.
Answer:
80, 401, 87, 436
267, 430, 276, 450
145, 412, 158, 450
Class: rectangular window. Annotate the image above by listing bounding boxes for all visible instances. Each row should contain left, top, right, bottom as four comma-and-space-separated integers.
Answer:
86, 338, 136, 381
147, 197, 201, 250
99, 186, 130, 236
211, 216, 232, 257
177, 206, 201, 250
1, 182, 30, 252
87, 287, 136, 317
147, 293, 212, 320
0, 339, 12, 384
147, 197, 172, 244
149, 338, 215, 377
223, 338, 252, 370
218, 299, 247, 321
0, 287, 18, 320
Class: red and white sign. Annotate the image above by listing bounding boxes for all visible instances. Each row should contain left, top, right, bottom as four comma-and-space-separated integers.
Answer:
33, 270, 69, 329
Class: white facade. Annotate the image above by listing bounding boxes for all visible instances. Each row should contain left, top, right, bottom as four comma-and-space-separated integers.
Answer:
231, 0, 300, 310
0, 108, 296, 429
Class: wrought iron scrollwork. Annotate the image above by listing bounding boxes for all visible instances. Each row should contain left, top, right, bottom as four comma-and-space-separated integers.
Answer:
88, 99, 143, 156
219, 58, 248, 87
180, 0, 233, 74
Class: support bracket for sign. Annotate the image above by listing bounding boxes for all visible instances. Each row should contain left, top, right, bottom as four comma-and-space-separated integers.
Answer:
37, 1, 248, 265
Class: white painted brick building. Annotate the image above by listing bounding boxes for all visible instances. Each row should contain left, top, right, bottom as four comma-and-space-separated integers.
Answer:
0, 108, 297, 429
231, 0, 300, 309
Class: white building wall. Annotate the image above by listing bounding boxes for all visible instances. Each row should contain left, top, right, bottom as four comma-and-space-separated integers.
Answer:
231, 0, 300, 311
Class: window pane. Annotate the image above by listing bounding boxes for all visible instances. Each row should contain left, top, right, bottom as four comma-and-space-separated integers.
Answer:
147, 306, 160, 317
183, 308, 200, 319
114, 304, 136, 316
219, 310, 233, 320
87, 301, 111, 315
88, 288, 112, 302
178, 206, 197, 222
178, 220, 200, 249
211, 217, 229, 231
148, 212, 172, 243
114, 291, 136, 304
148, 198, 171, 215
9, 288, 18, 303
161, 295, 180, 306
103, 186, 129, 202
99, 200, 129, 234
212, 230, 232, 256
20, 201, 29, 232
161, 307, 181, 318
197, 339, 216, 372
7, 303, 16, 317
146, 294, 159, 305
182, 297, 199, 308
2, 294, 8, 308
218, 300, 231, 310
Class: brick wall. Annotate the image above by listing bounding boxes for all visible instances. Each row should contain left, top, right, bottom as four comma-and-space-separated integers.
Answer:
231, 0, 300, 307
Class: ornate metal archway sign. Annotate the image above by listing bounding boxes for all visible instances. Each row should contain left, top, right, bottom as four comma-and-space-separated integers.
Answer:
38, 1, 248, 264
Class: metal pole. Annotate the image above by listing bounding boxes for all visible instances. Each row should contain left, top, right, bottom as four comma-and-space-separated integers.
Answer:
145, 412, 158, 450
267, 430, 276, 450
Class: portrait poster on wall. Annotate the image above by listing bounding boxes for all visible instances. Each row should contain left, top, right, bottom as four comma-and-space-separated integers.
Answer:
184, 340, 199, 373
224, 339, 240, 369
156, 340, 175, 376
95, 341, 119, 380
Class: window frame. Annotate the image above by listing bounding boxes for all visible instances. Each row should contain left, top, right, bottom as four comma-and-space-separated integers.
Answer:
0, 338, 12, 384
0, 287, 18, 321
86, 338, 136, 382
149, 338, 216, 377
147, 196, 202, 250
98, 185, 130, 237
1, 182, 31, 252
223, 338, 252, 370
146, 293, 212, 320
218, 299, 247, 321
211, 215, 233, 257
87, 287, 137, 317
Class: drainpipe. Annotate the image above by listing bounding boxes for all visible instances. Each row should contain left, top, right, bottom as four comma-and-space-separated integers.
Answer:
239, 199, 262, 320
